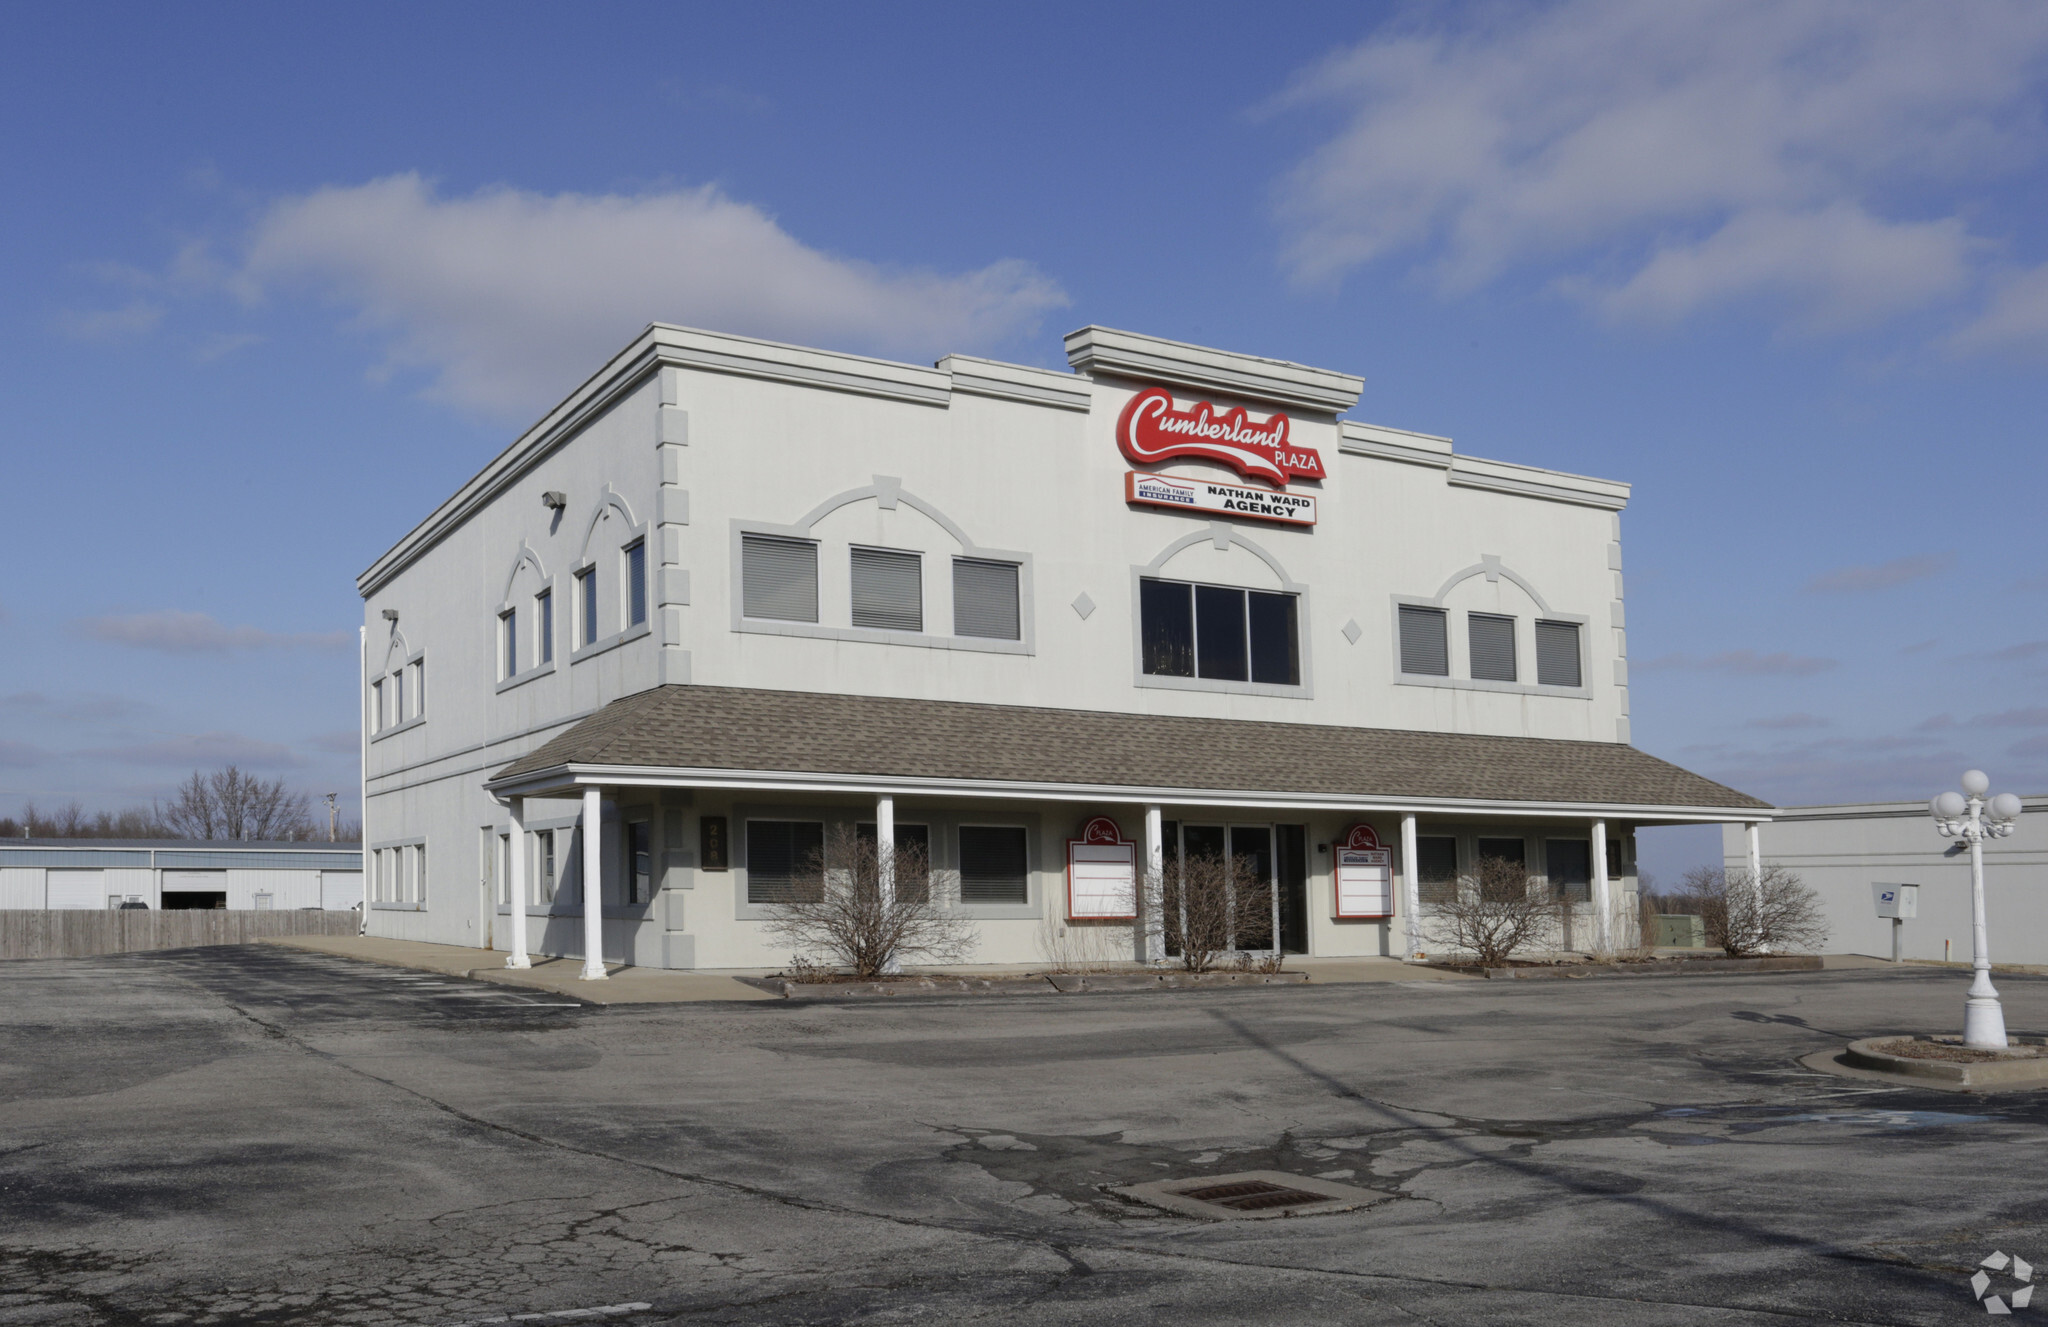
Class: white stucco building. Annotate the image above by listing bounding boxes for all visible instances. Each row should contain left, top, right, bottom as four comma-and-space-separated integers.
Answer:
358, 324, 1768, 973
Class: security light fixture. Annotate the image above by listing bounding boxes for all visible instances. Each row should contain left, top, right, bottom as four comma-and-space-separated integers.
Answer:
542, 491, 568, 510
382, 609, 399, 622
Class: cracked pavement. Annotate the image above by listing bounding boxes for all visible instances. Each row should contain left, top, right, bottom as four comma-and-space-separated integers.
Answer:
3, 945, 2046, 1324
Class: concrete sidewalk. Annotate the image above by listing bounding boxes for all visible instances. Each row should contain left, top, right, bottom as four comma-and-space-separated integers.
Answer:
260, 934, 783, 1003
261, 935, 1481, 1002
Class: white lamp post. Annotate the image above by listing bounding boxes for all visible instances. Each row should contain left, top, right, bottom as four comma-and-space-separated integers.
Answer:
1930, 770, 2024, 1049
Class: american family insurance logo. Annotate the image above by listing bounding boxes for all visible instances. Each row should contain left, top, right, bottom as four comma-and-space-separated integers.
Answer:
1116, 387, 1324, 487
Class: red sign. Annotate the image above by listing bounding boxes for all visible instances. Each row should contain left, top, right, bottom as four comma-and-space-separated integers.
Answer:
1076, 815, 1124, 846
1116, 387, 1324, 488
1341, 823, 1383, 851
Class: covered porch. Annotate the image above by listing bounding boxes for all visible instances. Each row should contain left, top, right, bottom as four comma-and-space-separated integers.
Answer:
476, 684, 1772, 976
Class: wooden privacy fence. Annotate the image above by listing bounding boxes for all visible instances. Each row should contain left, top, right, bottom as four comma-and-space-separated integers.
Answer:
0, 909, 360, 960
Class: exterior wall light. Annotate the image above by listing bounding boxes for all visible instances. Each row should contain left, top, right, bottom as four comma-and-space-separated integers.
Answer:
542, 491, 568, 510
1931, 769, 2025, 1048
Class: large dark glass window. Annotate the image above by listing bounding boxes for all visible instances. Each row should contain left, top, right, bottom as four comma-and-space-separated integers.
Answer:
1415, 835, 1459, 903
1547, 838, 1591, 904
1140, 578, 1300, 686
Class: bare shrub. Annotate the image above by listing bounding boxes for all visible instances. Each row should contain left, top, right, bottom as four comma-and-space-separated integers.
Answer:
1676, 863, 1830, 956
1036, 909, 1138, 972
762, 824, 977, 979
1163, 851, 1275, 973
1424, 855, 1551, 966
1632, 887, 1662, 959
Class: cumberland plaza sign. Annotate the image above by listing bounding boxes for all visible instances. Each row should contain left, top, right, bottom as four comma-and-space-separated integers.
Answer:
1117, 385, 1322, 526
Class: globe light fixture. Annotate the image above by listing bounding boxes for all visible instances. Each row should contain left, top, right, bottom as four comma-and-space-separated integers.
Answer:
1931, 770, 2025, 1048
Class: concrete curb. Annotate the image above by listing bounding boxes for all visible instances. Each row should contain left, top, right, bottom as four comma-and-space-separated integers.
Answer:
1457, 955, 1826, 981
1839, 1035, 2048, 1088
739, 970, 1313, 999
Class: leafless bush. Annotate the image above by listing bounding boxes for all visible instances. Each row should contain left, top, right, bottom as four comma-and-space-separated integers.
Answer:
1424, 855, 1551, 966
1163, 851, 1276, 973
157, 767, 317, 841
1631, 888, 1662, 959
1676, 863, 1830, 956
1036, 909, 1138, 972
762, 824, 977, 979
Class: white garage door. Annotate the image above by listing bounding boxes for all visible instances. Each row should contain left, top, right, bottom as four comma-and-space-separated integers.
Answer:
46, 870, 105, 909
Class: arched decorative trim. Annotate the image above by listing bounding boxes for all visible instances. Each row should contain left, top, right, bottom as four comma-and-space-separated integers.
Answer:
379, 627, 414, 672
1431, 554, 1553, 615
576, 485, 640, 561
498, 540, 550, 608
1140, 520, 1299, 589
792, 476, 979, 553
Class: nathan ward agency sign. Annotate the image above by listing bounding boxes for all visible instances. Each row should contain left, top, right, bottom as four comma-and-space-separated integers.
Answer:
1124, 473, 1317, 526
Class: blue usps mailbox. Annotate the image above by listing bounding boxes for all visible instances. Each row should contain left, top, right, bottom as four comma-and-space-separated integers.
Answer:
1873, 883, 1918, 963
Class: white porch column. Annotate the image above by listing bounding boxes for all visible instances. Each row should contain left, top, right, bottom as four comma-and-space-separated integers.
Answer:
1142, 804, 1165, 964
580, 787, 608, 981
1747, 821, 1767, 955
505, 798, 531, 969
1590, 820, 1611, 955
876, 793, 898, 975
1401, 813, 1421, 961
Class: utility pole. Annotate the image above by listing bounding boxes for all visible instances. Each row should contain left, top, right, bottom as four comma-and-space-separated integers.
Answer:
325, 793, 338, 843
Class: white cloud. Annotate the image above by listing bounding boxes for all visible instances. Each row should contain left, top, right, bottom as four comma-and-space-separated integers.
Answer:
1803, 552, 1954, 594
71, 611, 351, 654
1635, 649, 1839, 677
1272, 1, 2048, 333
84, 732, 300, 769
237, 173, 1068, 417
55, 300, 165, 342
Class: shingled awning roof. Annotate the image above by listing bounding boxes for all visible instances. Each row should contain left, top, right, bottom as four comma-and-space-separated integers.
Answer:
488, 685, 1766, 817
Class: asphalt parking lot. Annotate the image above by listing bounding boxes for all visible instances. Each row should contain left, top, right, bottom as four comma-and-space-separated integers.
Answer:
3, 947, 2045, 1326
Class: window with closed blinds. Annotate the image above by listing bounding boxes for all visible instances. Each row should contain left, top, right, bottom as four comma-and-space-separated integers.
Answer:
742, 535, 819, 623
1415, 835, 1459, 903
850, 547, 923, 632
958, 825, 1028, 903
1468, 613, 1517, 681
1547, 839, 1591, 903
952, 558, 1020, 640
1536, 619, 1582, 687
746, 819, 824, 904
1398, 605, 1449, 676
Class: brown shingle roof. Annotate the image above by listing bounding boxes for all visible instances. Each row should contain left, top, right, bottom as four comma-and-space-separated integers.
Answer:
488, 685, 1767, 813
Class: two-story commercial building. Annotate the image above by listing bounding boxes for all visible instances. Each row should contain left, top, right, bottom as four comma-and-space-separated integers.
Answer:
358, 324, 1768, 976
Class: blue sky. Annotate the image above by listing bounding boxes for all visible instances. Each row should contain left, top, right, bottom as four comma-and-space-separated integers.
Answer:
2, 2, 2044, 876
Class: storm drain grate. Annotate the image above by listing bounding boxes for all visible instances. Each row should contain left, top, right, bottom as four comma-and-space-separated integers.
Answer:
1113, 1170, 1382, 1221
1177, 1180, 1331, 1211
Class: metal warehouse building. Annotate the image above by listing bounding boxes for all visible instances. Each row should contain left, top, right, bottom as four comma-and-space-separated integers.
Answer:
0, 841, 364, 911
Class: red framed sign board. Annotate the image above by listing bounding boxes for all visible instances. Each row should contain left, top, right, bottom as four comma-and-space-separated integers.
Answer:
1066, 816, 1138, 921
1333, 823, 1392, 919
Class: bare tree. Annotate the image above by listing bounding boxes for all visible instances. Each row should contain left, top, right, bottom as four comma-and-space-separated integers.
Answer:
762, 824, 977, 979
1676, 864, 1830, 956
1424, 854, 1551, 966
2, 801, 167, 839
157, 767, 316, 841
1162, 850, 1276, 973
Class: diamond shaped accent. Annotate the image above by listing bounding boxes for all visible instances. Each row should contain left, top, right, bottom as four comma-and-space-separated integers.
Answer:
1071, 592, 1096, 620
1341, 618, 1362, 645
